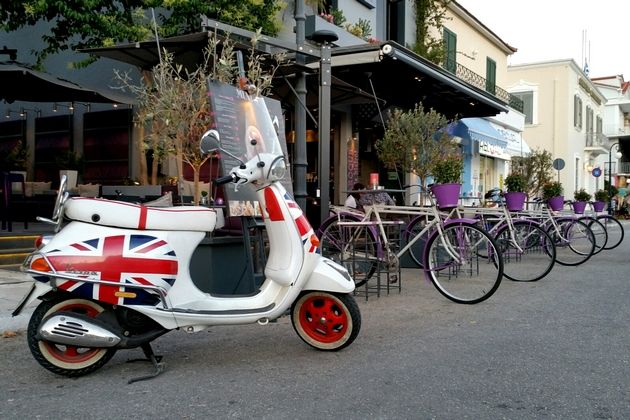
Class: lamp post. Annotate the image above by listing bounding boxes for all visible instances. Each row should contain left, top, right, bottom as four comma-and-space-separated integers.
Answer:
607, 142, 622, 214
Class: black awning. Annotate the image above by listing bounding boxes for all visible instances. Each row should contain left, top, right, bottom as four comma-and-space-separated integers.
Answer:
318, 42, 508, 119
84, 33, 506, 118
82, 32, 214, 71
0, 61, 135, 104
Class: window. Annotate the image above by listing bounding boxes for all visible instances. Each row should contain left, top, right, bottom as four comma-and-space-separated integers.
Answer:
443, 28, 456, 74
485, 58, 496, 95
34, 115, 72, 183
575, 157, 579, 192
387, 0, 405, 44
596, 116, 603, 134
573, 95, 583, 129
83, 109, 132, 184
512, 91, 533, 124
585, 106, 593, 133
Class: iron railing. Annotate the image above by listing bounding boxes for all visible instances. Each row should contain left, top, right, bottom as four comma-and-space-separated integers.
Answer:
604, 162, 630, 175
585, 132, 608, 148
452, 62, 524, 113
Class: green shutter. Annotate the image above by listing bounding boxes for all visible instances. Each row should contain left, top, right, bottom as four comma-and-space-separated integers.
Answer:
485, 58, 496, 94
443, 28, 456, 74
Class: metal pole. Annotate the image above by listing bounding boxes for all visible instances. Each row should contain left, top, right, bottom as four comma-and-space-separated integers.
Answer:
293, 0, 308, 211
318, 42, 332, 224
608, 142, 619, 215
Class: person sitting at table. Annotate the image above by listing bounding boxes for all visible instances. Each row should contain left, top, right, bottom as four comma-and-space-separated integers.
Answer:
344, 182, 364, 209
359, 188, 395, 206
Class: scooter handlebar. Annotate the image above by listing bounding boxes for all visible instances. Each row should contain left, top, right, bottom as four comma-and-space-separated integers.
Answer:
214, 174, 236, 185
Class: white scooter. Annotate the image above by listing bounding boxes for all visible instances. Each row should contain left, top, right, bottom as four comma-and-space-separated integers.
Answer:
13, 102, 360, 382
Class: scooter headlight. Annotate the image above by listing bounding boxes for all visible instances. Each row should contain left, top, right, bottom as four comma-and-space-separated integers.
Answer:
267, 156, 287, 182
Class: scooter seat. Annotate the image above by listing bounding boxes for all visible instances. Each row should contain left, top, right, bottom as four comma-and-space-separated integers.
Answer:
65, 197, 217, 232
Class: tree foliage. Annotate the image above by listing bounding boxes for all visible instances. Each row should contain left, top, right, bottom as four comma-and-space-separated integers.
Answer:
0, 0, 283, 68
411, 0, 451, 65
116, 30, 285, 203
375, 102, 457, 191
511, 148, 554, 197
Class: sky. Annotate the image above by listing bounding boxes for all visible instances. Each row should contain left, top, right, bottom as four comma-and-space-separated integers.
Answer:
456, 0, 630, 78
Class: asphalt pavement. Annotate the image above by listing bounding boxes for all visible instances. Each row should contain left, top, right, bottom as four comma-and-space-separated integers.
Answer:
1, 224, 629, 418
0, 268, 34, 334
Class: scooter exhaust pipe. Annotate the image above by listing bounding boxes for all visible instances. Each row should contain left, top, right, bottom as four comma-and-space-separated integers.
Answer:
38, 312, 121, 348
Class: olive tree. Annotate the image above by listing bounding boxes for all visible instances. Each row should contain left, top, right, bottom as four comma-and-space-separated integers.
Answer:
511, 148, 554, 198
117, 30, 284, 204
375, 102, 458, 195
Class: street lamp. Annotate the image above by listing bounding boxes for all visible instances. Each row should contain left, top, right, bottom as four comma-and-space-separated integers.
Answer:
607, 142, 623, 214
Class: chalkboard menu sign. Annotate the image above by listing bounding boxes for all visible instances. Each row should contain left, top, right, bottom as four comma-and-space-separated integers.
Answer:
207, 80, 291, 217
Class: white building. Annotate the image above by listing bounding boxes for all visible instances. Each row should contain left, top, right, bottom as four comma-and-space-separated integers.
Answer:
507, 59, 609, 196
590, 74, 630, 189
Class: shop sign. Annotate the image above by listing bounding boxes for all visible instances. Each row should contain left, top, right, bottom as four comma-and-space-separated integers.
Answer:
479, 141, 507, 159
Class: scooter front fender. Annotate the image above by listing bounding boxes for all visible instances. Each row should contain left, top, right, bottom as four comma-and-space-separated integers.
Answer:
302, 257, 355, 294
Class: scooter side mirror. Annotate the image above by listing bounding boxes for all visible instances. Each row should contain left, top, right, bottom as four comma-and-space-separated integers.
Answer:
200, 129, 221, 154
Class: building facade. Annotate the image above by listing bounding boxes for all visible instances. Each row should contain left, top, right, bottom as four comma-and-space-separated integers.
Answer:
591, 75, 630, 191
506, 59, 610, 196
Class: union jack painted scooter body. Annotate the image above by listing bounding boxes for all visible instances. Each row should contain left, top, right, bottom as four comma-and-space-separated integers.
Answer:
15, 104, 360, 382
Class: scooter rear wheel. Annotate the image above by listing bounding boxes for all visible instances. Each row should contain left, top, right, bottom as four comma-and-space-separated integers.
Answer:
27, 296, 117, 377
291, 291, 361, 351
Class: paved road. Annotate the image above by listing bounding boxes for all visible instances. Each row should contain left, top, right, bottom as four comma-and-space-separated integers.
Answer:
1, 233, 629, 419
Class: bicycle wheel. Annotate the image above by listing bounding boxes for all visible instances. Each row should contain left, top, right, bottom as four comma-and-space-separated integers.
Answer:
404, 215, 434, 267
494, 220, 556, 282
579, 216, 607, 255
547, 218, 595, 266
424, 223, 503, 304
596, 215, 625, 250
318, 213, 378, 287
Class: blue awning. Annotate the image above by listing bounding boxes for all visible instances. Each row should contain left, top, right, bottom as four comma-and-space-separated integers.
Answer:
449, 118, 508, 148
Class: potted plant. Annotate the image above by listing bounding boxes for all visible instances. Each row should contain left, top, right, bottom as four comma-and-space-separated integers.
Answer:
504, 172, 527, 211
430, 153, 464, 209
55, 150, 84, 190
2, 140, 30, 195
542, 181, 564, 211
572, 188, 591, 214
593, 189, 608, 212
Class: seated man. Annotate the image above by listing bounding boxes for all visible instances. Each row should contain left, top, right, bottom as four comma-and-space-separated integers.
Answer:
344, 182, 364, 209
359, 189, 395, 206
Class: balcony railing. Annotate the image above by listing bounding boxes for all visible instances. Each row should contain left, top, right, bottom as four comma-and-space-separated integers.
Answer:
603, 125, 630, 137
604, 161, 630, 175
452, 62, 524, 113
585, 132, 608, 148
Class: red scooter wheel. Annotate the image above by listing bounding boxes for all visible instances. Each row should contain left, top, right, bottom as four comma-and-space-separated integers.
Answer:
291, 291, 361, 351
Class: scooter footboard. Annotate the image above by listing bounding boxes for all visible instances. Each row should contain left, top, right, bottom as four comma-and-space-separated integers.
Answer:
302, 257, 355, 293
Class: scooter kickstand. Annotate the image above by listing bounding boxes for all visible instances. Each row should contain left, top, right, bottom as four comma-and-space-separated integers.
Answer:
127, 343, 165, 384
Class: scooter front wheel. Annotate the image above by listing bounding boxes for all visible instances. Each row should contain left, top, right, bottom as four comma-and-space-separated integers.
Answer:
291, 292, 361, 351
27, 296, 117, 377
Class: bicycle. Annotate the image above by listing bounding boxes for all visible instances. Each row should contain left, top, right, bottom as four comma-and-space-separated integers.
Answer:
458, 201, 557, 282
519, 200, 596, 266
563, 200, 608, 255
588, 203, 625, 250
318, 186, 504, 304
